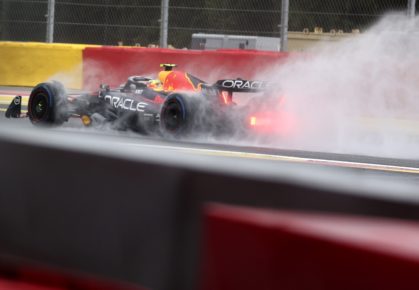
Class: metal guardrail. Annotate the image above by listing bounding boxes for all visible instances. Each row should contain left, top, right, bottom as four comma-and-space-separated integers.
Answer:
0, 125, 418, 290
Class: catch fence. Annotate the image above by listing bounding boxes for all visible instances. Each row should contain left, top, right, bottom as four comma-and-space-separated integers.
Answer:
0, 0, 416, 48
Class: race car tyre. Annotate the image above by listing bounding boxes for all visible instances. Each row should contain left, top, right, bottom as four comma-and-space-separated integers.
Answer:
28, 81, 69, 125
160, 93, 198, 136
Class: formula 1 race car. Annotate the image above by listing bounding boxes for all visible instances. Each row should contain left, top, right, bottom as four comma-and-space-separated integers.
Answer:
5, 64, 276, 137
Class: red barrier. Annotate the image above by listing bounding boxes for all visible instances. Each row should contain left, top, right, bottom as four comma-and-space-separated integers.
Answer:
0, 278, 63, 290
82, 47, 289, 90
201, 204, 419, 290
0, 263, 145, 290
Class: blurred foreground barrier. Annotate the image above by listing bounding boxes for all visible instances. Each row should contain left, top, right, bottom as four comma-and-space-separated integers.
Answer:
201, 204, 419, 290
82, 47, 290, 90
0, 127, 419, 290
0, 259, 145, 290
0, 42, 93, 89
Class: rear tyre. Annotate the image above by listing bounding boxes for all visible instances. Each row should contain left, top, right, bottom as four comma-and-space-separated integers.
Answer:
160, 94, 197, 136
28, 81, 68, 125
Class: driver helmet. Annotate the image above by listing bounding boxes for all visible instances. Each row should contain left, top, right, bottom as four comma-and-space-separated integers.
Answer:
148, 79, 163, 91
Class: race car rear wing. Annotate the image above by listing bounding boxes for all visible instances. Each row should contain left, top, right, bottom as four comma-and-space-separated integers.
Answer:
215, 79, 269, 92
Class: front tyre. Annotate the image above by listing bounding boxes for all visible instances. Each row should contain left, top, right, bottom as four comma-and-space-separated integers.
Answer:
28, 81, 68, 125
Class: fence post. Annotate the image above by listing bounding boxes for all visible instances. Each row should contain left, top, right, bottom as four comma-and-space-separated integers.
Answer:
46, 0, 55, 43
1, 0, 10, 40
280, 0, 289, 52
160, 0, 169, 48
408, 0, 416, 17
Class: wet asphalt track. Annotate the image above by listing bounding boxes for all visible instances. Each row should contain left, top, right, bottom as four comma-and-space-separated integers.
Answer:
2, 86, 419, 189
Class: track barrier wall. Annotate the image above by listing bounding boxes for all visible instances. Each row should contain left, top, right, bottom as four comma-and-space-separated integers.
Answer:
0, 42, 289, 91
82, 47, 289, 90
0, 128, 419, 290
0, 42, 93, 89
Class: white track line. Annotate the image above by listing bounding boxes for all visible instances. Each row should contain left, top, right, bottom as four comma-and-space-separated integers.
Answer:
120, 142, 419, 174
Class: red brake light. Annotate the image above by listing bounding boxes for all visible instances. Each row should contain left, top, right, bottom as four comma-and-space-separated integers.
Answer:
250, 116, 257, 126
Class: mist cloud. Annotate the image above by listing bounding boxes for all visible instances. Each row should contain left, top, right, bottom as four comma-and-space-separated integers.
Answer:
259, 13, 419, 159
